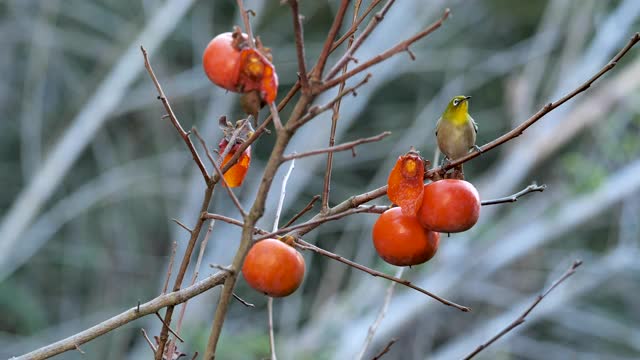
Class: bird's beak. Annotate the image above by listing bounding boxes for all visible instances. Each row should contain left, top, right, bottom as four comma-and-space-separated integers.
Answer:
464, 96, 472, 101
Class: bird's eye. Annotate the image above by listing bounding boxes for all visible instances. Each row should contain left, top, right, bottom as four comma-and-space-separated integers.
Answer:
453, 99, 459, 106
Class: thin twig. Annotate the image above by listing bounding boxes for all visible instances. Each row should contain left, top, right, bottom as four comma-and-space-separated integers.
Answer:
73, 344, 85, 355
462, 260, 583, 360
268, 297, 277, 360
316, 8, 451, 93
141, 328, 157, 352
172, 218, 193, 234
236, 0, 255, 48
311, 0, 351, 80
371, 338, 397, 360
233, 293, 255, 307
14, 272, 229, 360
162, 241, 178, 294
193, 128, 247, 218
325, 0, 397, 80
175, 220, 216, 335
256, 205, 388, 241
294, 74, 372, 129
142, 47, 219, 360
154, 312, 184, 342
140, 46, 210, 184
282, 195, 321, 228
322, 1, 362, 212
357, 267, 403, 360
288, 0, 310, 92
295, 239, 470, 312
481, 183, 547, 206
282, 131, 391, 161
331, 0, 384, 52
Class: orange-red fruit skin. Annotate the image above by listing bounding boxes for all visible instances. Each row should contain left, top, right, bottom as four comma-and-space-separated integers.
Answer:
202, 32, 278, 103
242, 238, 305, 297
418, 179, 480, 233
220, 144, 251, 188
387, 154, 425, 216
372, 208, 440, 266
202, 32, 241, 92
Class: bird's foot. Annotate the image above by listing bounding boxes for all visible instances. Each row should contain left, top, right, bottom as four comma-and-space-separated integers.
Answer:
472, 145, 483, 154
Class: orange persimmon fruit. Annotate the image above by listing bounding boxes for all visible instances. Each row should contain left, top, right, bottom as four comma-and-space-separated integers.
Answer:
202, 31, 278, 104
387, 152, 425, 216
418, 179, 480, 233
372, 207, 440, 266
242, 238, 306, 297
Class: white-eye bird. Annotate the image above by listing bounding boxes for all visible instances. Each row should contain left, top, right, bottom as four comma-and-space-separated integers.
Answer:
435, 95, 478, 167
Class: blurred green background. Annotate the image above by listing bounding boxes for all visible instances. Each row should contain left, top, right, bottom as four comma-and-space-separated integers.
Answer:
2, 0, 640, 359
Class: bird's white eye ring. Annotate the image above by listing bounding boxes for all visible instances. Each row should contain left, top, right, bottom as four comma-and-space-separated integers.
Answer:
453, 99, 459, 106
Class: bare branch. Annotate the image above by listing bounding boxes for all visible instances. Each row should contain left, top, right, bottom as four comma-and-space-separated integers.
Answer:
481, 183, 547, 206
14, 272, 228, 360
141, 328, 157, 352
162, 241, 178, 294
462, 260, 582, 360
356, 268, 403, 360
294, 74, 372, 129
282, 195, 321, 228
322, 1, 363, 212
288, 0, 310, 92
140, 46, 210, 184
326, 0, 397, 80
171, 218, 193, 234
154, 312, 184, 343
141, 47, 220, 359
316, 8, 451, 93
282, 131, 391, 161
371, 338, 397, 360
236, 0, 255, 48
311, 0, 351, 80
232, 293, 255, 307
295, 239, 470, 312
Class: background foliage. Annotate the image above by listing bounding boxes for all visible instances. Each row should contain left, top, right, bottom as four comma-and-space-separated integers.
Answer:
1, 0, 640, 359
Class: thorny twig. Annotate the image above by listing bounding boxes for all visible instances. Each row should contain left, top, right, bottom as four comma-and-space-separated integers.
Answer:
371, 338, 397, 360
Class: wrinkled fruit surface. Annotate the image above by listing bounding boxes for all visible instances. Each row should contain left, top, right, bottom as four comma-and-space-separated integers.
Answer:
387, 153, 425, 216
242, 238, 306, 297
372, 207, 440, 266
418, 179, 480, 233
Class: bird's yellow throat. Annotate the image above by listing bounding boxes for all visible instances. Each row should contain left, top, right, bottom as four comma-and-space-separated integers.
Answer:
442, 100, 469, 126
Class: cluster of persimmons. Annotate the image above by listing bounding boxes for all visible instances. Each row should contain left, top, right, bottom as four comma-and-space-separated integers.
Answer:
201, 29, 480, 299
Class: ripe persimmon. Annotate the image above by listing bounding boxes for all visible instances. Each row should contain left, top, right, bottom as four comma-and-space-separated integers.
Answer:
242, 238, 305, 297
418, 179, 480, 233
202, 30, 278, 103
372, 207, 440, 266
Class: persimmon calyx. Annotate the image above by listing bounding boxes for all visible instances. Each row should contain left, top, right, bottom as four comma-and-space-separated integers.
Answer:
387, 151, 425, 216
